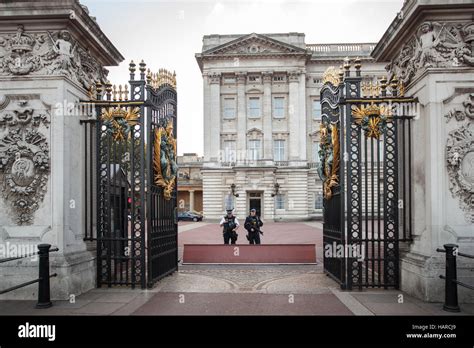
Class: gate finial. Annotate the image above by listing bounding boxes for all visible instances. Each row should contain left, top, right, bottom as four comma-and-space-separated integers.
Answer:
322, 66, 341, 86
343, 57, 351, 77
129, 60, 136, 80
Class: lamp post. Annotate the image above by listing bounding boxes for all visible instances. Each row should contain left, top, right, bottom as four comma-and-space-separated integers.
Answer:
271, 183, 280, 221
230, 183, 239, 197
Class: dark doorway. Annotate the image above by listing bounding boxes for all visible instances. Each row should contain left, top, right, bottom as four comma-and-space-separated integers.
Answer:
248, 192, 262, 217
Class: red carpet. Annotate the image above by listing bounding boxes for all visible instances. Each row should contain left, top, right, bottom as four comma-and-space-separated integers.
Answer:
182, 244, 316, 264
132, 292, 352, 315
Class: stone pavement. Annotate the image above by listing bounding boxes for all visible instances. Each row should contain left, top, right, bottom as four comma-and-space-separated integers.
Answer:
0, 221, 472, 316
1, 264, 473, 316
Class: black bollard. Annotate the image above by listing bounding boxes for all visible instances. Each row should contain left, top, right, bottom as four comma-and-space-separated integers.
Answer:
443, 244, 460, 312
36, 244, 53, 309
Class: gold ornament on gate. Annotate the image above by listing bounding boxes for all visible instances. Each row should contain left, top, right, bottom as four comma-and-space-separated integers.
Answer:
147, 68, 177, 90
153, 119, 178, 200
318, 122, 340, 200
322, 66, 342, 86
101, 106, 140, 142
351, 103, 392, 140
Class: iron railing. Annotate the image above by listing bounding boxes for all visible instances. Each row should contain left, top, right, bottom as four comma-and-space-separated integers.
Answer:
437, 244, 474, 312
0, 244, 59, 308
80, 119, 96, 242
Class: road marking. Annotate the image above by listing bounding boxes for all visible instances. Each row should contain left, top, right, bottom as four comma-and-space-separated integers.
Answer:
330, 288, 374, 316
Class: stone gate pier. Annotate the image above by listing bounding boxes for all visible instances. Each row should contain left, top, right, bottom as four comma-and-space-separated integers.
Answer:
373, 0, 474, 303
0, 0, 123, 299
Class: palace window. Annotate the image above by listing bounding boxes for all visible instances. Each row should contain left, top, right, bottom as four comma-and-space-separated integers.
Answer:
312, 99, 322, 120
273, 75, 285, 82
275, 194, 285, 209
223, 97, 236, 119
248, 75, 260, 83
248, 139, 261, 160
273, 96, 285, 118
248, 97, 261, 118
314, 192, 323, 209
273, 140, 285, 161
223, 140, 236, 163
313, 142, 320, 163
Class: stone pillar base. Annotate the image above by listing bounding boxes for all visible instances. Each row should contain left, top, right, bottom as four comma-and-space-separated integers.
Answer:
0, 250, 96, 301
401, 250, 474, 303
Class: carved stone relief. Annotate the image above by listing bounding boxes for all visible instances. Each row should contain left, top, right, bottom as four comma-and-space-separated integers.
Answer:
0, 25, 108, 90
386, 21, 474, 86
445, 93, 474, 123
0, 95, 50, 225
445, 93, 474, 223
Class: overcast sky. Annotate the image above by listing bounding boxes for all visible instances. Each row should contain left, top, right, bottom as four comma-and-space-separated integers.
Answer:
81, 0, 404, 156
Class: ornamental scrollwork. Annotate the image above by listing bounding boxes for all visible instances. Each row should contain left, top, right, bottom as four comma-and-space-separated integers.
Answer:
352, 103, 392, 139
153, 118, 177, 200
0, 97, 50, 225
386, 21, 474, 86
445, 93, 474, 123
318, 121, 340, 200
0, 25, 108, 90
446, 122, 474, 223
101, 106, 140, 142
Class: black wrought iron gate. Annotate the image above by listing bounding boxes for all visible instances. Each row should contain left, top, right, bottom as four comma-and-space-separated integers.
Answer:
320, 59, 417, 290
81, 60, 178, 289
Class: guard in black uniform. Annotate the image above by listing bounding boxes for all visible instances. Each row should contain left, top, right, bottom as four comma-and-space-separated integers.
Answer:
220, 209, 240, 245
244, 208, 263, 245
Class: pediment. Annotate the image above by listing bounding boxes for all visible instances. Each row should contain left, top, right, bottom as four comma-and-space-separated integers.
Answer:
247, 127, 263, 135
203, 33, 307, 56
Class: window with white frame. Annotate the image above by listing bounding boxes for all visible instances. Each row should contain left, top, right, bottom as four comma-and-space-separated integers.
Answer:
273, 140, 285, 161
314, 192, 323, 209
273, 96, 285, 118
312, 99, 322, 119
223, 97, 236, 119
248, 139, 261, 160
313, 141, 320, 163
223, 140, 236, 162
248, 97, 261, 118
275, 194, 285, 209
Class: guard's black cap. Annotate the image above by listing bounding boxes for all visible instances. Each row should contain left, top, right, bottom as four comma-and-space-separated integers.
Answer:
250, 208, 256, 212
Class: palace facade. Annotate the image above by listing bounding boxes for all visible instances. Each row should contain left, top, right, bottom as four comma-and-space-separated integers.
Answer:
196, 33, 386, 220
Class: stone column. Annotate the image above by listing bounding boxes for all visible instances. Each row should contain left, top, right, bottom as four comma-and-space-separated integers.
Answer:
203, 74, 211, 162
236, 72, 247, 165
262, 71, 273, 160
298, 71, 307, 161
189, 190, 195, 212
209, 72, 221, 163
288, 71, 300, 161
372, 0, 474, 303
0, 1, 123, 300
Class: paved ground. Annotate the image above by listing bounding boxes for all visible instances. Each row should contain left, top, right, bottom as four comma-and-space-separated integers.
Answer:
1, 221, 472, 316
1, 264, 473, 315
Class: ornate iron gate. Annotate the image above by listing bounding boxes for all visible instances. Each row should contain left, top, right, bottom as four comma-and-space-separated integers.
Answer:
82, 60, 178, 289
320, 59, 416, 290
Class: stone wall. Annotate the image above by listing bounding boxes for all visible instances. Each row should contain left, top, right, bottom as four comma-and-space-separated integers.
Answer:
0, 0, 123, 300
373, 0, 474, 303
